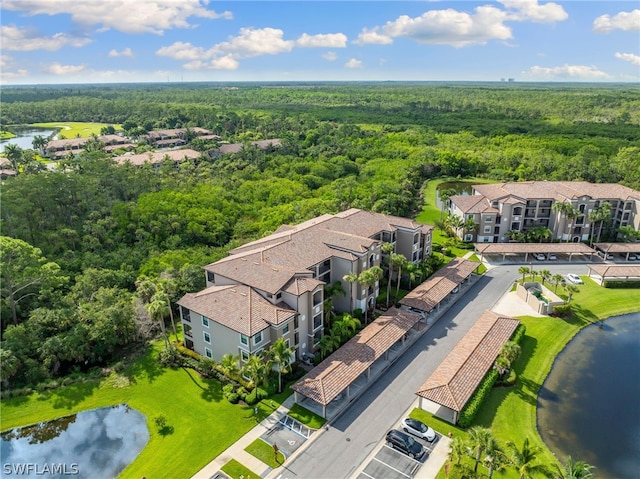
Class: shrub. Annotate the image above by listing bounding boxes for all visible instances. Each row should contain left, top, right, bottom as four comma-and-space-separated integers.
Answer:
511, 323, 526, 344
352, 308, 363, 320
603, 280, 640, 289
552, 304, 572, 318
158, 346, 182, 367
458, 368, 499, 428
226, 392, 240, 404
222, 384, 234, 395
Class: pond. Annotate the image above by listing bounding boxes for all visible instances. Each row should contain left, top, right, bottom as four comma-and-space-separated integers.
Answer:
537, 313, 640, 478
1, 404, 149, 479
0, 128, 58, 151
435, 181, 474, 210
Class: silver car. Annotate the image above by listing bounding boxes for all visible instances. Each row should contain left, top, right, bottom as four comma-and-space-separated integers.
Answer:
401, 418, 436, 442
566, 273, 583, 284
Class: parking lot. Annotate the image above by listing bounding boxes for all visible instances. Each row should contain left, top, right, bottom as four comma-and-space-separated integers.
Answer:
356, 434, 441, 479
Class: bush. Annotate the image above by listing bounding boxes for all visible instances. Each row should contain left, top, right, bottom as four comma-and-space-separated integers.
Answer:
352, 308, 363, 320
158, 346, 182, 367
458, 368, 499, 428
603, 280, 640, 289
226, 392, 240, 404
552, 304, 572, 318
222, 384, 234, 395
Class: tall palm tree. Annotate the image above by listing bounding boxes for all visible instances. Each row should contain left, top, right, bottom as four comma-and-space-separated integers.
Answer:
439, 188, 457, 220
4, 144, 23, 171
448, 436, 468, 465
463, 217, 478, 241
318, 334, 338, 359
381, 242, 395, 308
483, 436, 508, 479
518, 266, 530, 284
32, 135, 48, 154
565, 206, 580, 242
468, 426, 494, 473
565, 284, 579, 303
506, 438, 552, 479
595, 201, 611, 243
152, 290, 177, 339
343, 272, 359, 313
540, 269, 551, 287
242, 354, 264, 388
390, 253, 408, 304
553, 456, 595, 479
147, 297, 169, 346
269, 337, 295, 393
551, 201, 570, 241
552, 274, 564, 293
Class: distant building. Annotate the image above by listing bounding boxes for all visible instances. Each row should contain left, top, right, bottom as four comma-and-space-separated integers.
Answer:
448, 181, 640, 243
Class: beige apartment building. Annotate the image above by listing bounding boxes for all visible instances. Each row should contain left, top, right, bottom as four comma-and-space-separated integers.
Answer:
177, 208, 433, 363
449, 181, 640, 243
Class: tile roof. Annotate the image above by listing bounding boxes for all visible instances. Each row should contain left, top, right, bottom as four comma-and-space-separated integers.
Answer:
217, 139, 282, 155
400, 259, 480, 312
593, 243, 640, 253
416, 310, 519, 411
473, 181, 640, 203
292, 308, 421, 405
177, 284, 296, 336
450, 195, 499, 214
474, 243, 595, 254
113, 148, 201, 166
587, 264, 640, 278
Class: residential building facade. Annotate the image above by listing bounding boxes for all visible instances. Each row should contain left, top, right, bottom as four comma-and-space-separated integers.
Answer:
177, 208, 433, 363
448, 181, 640, 243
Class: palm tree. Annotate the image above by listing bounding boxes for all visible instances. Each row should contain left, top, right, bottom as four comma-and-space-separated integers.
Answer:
330, 318, 351, 344
323, 281, 346, 328
439, 188, 457, 220
483, 436, 508, 479
448, 436, 468, 465
565, 284, 579, 303
494, 356, 511, 378
552, 201, 571, 241
381, 242, 395, 308
552, 274, 564, 293
318, 334, 338, 359
553, 456, 595, 479
463, 217, 478, 241
242, 354, 264, 388
500, 341, 521, 362
358, 266, 383, 324
565, 206, 580, 242
32, 135, 48, 154
390, 253, 408, 304
618, 224, 639, 243
340, 313, 361, 335
506, 438, 552, 479
270, 337, 295, 393
147, 297, 169, 346
152, 290, 177, 339
4, 144, 23, 171
219, 353, 240, 378
595, 201, 611, 243
405, 262, 418, 290
343, 272, 359, 313
468, 426, 494, 473
518, 266, 530, 284
540, 269, 551, 287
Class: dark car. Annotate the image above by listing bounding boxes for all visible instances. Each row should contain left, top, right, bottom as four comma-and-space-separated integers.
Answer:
385, 429, 425, 459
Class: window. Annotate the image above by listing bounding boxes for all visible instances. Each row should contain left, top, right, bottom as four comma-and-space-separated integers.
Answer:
313, 312, 322, 330
484, 226, 491, 233
205, 348, 212, 359
313, 290, 323, 306
203, 331, 211, 344
253, 331, 263, 345
513, 206, 522, 215
183, 324, 193, 337
180, 306, 191, 322
202, 316, 209, 328
283, 324, 290, 335
240, 334, 248, 345
484, 216, 492, 223
206, 271, 214, 283
240, 350, 249, 361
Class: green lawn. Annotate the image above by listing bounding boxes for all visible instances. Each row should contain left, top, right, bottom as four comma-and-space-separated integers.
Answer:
427, 277, 640, 478
0, 130, 15, 140
0, 342, 270, 479
31, 122, 121, 138
221, 459, 260, 479
287, 403, 326, 429
245, 438, 284, 468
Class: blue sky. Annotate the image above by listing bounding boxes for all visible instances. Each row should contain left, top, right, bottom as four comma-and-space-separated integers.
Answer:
1, 1, 639, 84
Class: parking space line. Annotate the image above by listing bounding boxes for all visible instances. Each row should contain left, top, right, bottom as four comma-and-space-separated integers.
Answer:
359, 471, 376, 479
373, 456, 413, 478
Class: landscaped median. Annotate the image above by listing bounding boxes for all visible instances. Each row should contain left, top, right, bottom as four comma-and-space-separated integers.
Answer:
414, 276, 640, 479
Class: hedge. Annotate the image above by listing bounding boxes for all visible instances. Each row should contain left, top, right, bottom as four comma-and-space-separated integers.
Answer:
603, 280, 640, 289
458, 368, 499, 427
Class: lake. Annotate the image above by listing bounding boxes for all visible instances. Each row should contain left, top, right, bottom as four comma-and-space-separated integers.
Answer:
435, 181, 474, 210
1, 404, 149, 479
537, 312, 640, 478
0, 128, 58, 151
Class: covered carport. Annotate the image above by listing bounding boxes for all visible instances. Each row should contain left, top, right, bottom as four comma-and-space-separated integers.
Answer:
587, 264, 640, 286
474, 243, 596, 263
593, 242, 640, 261
292, 308, 421, 419
399, 258, 481, 316
416, 310, 520, 424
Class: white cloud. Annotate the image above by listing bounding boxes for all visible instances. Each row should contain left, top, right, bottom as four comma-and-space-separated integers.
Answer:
0, 54, 28, 82
345, 58, 363, 68
524, 64, 610, 80
44, 63, 87, 75
1, 0, 232, 35
499, 0, 568, 23
156, 41, 205, 61
296, 33, 347, 48
184, 54, 239, 70
615, 52, 640, 66
108, 47, 133, 57
322, 51, 338, 61
354, 28, 394, 45
212, 27, 295, 58
1, 25, 91, 51
593, 9, 640, 33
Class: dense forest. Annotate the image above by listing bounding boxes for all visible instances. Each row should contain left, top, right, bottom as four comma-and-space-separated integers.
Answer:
1, 82, 639, 388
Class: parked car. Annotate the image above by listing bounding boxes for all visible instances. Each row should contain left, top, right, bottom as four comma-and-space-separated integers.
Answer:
547, 253, 557, 260
534, 253, 546, 260
385, 429, 425, 459
627, 253, 638, 261
566, 274, 583, 284
599, 252, 614, 260
401, 418, 436, 442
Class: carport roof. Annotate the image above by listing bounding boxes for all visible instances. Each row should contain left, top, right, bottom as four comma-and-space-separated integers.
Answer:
588, 264, 640, 279
593, 243, 640, 253
416, 310, 519, 412
292, 308, 421, 406
400, 258, 480, 312
474, 243, 595, 254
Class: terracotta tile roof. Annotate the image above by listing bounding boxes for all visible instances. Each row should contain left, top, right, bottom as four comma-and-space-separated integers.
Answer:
292, 308, 421, 405
217, 139, 282, 155
113, 148, 201, 166
593, 243, 640, 253
416, 310, 519, 411
450, 195, 498, 214
400, 259, 480, 312
474, 243, 595, 254
473, 181, 640, 202
283, 277, 326, 295
587, 264, 640, 278
177, 284, 296, 336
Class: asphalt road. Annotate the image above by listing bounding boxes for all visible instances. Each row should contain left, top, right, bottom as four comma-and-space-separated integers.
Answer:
280, 263, 588, 479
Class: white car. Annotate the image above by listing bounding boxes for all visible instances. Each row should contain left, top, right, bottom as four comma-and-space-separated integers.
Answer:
566, 274, 583, 284
401, 417, 436, 442
533, 253, 546, 260
548, 253, 557, 260
628, 253, 638, 261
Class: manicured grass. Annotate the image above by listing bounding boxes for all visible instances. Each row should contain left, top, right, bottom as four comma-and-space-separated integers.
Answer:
1, 130, 15, 140
467, 254, 486, 274
245, 438, 284, 468
287, 403, 326, 429
31, 122, 121, 138
428, 280, 640, 478
0, 342, 268, 479
221, 459, 260, 479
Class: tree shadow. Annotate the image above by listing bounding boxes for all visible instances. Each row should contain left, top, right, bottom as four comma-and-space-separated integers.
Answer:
122, 345, 166, 385
158, 425, 175, 436
50, 379, 101, 410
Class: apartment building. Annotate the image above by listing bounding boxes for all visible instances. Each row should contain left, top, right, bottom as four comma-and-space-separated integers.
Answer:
177, 209, 433, 363
449, 181, 640, 243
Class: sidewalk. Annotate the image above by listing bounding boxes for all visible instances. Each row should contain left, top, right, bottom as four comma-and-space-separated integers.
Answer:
191, 395, 297, 479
